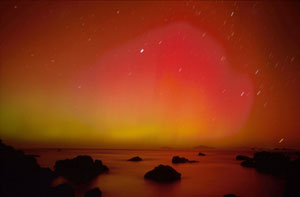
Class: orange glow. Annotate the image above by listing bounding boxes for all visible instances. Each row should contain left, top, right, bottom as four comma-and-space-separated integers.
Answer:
0, 1, 300, 148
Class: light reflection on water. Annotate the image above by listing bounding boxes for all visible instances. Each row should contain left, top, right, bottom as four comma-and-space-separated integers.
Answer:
24, 149, 285, 197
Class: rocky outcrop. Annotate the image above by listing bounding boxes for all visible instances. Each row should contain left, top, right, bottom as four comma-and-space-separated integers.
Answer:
238, 151, 300, 196
239, 151, 290, 177
54, 155, 108, 184
241, 159, 255, 168
0, 140, 56, 197
198, 152, 206, 156
85, 188, 102, 197
172, 156, 197, 164
253, 151, 290, 177
127, 156, 142, 162
144, 164, 181, 182
284, 157, 300, 196
52, 183, 74, 197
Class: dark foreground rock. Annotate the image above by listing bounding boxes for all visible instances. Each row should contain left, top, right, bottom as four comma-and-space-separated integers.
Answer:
237, 151, 300, 196
236, 155, 251, 161
52, 183, 74, 197
54, 155, 109, 184
198, 152, 206, 156
144, 165, 181, 182
253, 151, 290, 177
284, 157, 300, 196
172, 156, 198, 164
241, 158, 255, 168
239, 151, 290, 176
128, 156, 142, 162
85, 188, 102, 197
0, 140, 56, 197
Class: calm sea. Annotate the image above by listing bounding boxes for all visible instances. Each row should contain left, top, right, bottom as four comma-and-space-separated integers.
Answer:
24, 148, 285, 197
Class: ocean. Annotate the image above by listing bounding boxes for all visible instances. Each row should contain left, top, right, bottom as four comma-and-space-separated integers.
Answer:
24, 148, 285, 197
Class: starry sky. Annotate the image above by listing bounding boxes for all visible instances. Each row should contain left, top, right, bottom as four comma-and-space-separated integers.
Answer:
0, 1, 300, 148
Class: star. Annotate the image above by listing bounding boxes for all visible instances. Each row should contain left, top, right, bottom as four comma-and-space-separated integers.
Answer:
279, 138, 284, 143
257, 90, 261, 96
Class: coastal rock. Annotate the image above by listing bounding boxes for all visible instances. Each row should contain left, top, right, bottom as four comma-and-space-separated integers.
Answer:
144, 164, 181, 182
239, 151, 291, 177
253, 151, 290, 177
236, 155, 251, 161
241, 158, 255, 168
128, 156, 142, 162
0, 140, 56, 197
52, 183, 74, 197
198, 152, 206, 156
85, 188, 102, 197
172, 156, 197, 164
172, 156, 189, 163
285, 157, 300, 196
238, 151, 300, 196
54, 155, 109, 184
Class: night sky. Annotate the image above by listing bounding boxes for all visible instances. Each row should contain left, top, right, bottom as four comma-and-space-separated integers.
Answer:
0, 1, 300, 148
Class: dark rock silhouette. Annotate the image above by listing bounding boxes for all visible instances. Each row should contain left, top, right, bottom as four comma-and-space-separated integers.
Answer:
253, 151, 290, 177
144, 164, 181, 182
172, 156, 189, 163
237, 151, 300, 196
239, 151, 290, 177
128, 156, 142, 162
284, 157, 300, 196
0, 140, 56, 197
236, 155, 251, 161
198, 152, 206, 156
54, 155, 109, 184
241, 159, 255, 168
172, 156, 197, 164
85, 188, 102, 197
27, 154, 40, 158
52, 183, 74, 197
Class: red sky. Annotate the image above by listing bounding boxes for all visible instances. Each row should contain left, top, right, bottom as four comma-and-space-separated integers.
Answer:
0, 1, 300, 148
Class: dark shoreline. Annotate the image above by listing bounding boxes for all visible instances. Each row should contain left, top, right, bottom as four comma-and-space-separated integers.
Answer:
1, 139, 299, 197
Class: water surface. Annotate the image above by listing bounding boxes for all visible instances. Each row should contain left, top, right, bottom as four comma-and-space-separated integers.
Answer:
24, 149, 285, 197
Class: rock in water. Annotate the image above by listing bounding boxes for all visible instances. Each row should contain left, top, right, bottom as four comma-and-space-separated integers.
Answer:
52, 184, 74, 197
85, 188, 102, 197
144, 164, 181, 182
241, 159, 255, 168
198, 152, 206, 156
284, 157, 300, 196
239, 151, 291, 177
172, 156, 197, 164
253, 151, 290, 177
128, 156, 142, 162
54, 155, 109, 184
172, 156, 189, 163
